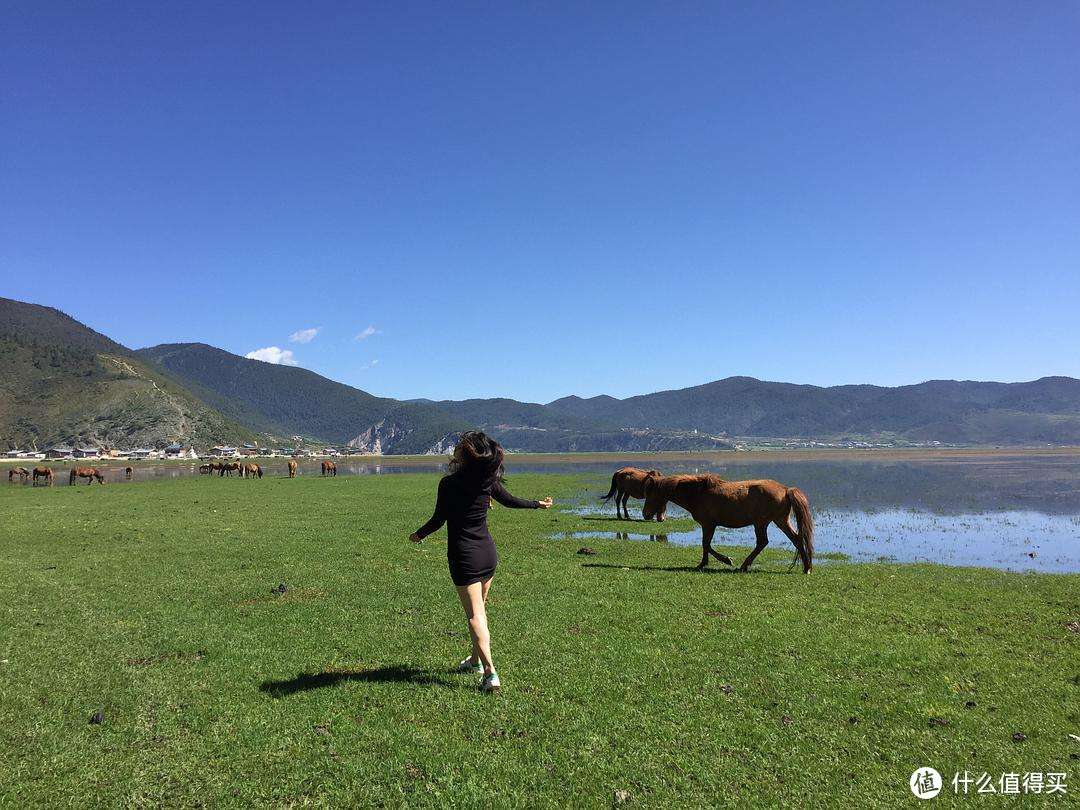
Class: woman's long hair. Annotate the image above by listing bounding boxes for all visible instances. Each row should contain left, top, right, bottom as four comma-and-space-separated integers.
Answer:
447, 431, 504, 485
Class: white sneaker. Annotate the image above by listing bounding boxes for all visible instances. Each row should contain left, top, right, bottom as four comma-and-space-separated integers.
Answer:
480, 671, 501, 693
455, 657, 483, 674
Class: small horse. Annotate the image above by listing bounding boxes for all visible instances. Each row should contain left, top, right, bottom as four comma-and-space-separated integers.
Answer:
600, 467, 664, 520
321, 460, 337, 476
8, 466, 31, 483
643, 474, 814, 573
198, 464, 213, 475
287, 460, 297, 478
219, 462, 241, 477
242, 462, 263, 479
33, 466, 54, 486
70, 467, 105, 486
124, 466, 133, 480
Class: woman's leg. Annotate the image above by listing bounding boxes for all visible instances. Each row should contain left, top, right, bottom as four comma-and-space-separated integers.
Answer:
456, 581, 494, 675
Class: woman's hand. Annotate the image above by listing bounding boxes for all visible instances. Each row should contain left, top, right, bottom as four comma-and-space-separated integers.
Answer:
409, 532, 423, 543
537, 497, 553, 509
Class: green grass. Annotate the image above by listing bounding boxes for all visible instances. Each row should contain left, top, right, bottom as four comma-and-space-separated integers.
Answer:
1, 474, 1077, 807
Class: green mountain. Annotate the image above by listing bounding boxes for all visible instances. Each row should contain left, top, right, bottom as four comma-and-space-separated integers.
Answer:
5, 295, 1079, 453
137, 343, 468, 454
546, 376, 1080, 444
0, 298, 258, 449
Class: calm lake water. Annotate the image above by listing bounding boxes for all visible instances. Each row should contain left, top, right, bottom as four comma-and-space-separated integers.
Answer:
10, 452, 1080, 573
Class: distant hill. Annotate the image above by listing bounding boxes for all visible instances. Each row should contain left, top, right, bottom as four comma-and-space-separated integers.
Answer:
137, 343, 468, 454
545, 375, 1080, 444
5, 295, 1080, 453
0, 298, 258, 449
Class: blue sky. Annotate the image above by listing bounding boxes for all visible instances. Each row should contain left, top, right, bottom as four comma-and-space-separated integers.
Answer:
3, 3, 1078, 402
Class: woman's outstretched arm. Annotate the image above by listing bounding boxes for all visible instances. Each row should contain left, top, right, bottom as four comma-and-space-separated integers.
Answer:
490, 481, 553, 510
411, 478, 448, 541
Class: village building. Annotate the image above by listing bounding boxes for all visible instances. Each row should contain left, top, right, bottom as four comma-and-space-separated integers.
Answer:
48, 445, 74, 459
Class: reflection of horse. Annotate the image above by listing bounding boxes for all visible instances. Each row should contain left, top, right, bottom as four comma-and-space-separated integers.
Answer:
70, 467, 105, 486
242, 462, 263, 479
600, 467, 664, 520
8, 466, 31, 483
124, 466, 133, 480
33, 466, 54, 486
287, 460, 297, 478
321, 460, 337, 476
219, 462, 241, 477
616, 532, 668, 542
643, 474, 814, 573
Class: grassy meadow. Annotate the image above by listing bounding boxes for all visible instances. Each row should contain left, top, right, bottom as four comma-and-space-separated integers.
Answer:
1, 472, 1077, 807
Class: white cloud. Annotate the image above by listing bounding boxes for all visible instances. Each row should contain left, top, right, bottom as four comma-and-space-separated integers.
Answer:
355, 325, 381, 341
359, 359, 380, 371
289, 327, 319, 344
245, 346, 298, 366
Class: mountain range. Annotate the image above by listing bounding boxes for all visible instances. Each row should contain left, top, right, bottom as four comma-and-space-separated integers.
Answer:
3, 296, 1080, 452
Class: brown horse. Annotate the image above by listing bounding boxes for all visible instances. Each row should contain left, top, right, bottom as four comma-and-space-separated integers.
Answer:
124, 466, 134, 480
219, 462, 241, 477
600, 467, 664, 520
242, 462, 263, 479
8, 466, 31, 483
198, 464, 213, 474
643, 474, 814, 573
287, 460, 297, 478
70, 467, 105, 486
33, 466, 54, 486
321, 460, 337, 476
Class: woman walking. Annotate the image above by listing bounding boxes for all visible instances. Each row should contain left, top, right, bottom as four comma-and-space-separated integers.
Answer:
410, 431, 552, 693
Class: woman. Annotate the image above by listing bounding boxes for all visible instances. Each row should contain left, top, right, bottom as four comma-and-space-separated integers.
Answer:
410, 431, 552, 693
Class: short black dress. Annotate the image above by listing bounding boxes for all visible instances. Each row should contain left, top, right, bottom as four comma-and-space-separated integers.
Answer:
414, 473, 540, 586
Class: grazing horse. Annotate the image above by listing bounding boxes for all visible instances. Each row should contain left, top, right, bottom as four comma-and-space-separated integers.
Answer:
198, 464, 213, 475
33, 466, 54, 486
321, 460, 337, 476
70, 467, 105, 486
219, 461, 241, 477
242, 462, 263, 479
124, 466, 133, 480
600, 467, 664, 520
643, 474, 814, 573
8, 466, 31, 483
287, 460, 297, 478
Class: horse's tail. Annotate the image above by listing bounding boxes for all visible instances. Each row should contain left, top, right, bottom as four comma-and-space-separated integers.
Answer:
786, 487, 814, 573
69, 469, 76, 485
600, 472, 619, 501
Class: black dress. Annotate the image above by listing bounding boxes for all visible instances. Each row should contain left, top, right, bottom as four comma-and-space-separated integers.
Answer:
414, 473, 540, 586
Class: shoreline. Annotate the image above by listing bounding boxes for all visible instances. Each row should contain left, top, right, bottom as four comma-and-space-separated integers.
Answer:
5, 445, 1080, 468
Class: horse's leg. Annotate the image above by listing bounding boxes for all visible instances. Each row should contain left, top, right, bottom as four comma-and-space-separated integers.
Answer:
697, 524, 715, 570
740, 524, 770, 572
708, 531, 734, 567
773, 517, 807, 573
620, 492, 630, 520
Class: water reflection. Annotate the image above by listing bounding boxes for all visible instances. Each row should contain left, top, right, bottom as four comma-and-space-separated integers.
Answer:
555, 510, 1080, 574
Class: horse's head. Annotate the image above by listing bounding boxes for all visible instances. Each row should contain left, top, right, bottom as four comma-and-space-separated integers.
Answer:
642, 474, 669, 521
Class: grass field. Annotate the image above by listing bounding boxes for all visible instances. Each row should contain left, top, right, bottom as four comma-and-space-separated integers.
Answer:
2, 473, 1077, 807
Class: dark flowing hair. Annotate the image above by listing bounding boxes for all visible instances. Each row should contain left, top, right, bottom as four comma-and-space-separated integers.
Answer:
447, 430, 504, 485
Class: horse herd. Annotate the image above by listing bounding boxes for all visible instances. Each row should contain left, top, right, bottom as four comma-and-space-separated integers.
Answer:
600, 466, 815, 574
7, 458, 341, 486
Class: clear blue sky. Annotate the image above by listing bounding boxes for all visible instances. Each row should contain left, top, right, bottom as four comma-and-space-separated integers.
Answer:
3, 3, 1078, 402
